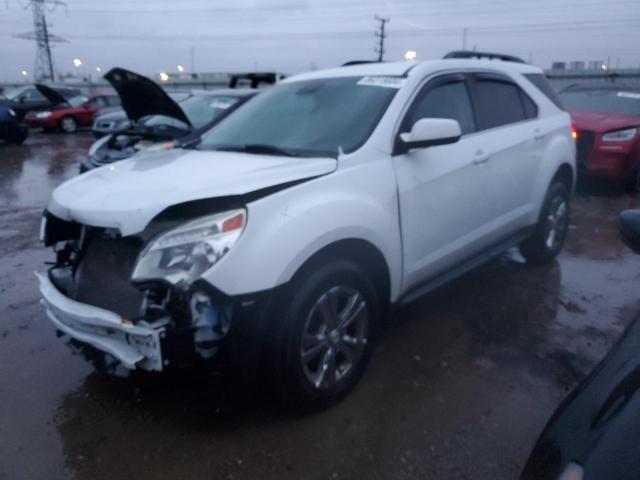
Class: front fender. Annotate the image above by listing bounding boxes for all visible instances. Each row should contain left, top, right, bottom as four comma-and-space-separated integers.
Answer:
203, 158, 403, 301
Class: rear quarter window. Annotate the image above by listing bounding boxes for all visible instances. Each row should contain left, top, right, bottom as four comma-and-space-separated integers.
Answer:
524, 73, 564, 109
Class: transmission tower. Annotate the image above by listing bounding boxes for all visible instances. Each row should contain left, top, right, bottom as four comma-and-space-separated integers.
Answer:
14, 0, 67, 81
374, 15, 390, 62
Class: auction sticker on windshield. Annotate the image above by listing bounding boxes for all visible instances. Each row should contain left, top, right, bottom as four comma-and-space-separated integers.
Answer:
357, 76, 405, 89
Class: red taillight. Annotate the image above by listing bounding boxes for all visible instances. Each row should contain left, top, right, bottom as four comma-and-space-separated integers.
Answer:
571, 124, 579, 141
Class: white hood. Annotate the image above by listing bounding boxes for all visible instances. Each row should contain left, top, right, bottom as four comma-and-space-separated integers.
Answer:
49, 149, 337, 235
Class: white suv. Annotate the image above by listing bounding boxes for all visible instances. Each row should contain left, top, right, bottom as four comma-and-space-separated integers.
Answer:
38, 53, 575, 410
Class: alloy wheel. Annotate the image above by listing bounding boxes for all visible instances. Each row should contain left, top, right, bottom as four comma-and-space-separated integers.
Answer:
300, 285, 369, 390
544, 195, 569, 251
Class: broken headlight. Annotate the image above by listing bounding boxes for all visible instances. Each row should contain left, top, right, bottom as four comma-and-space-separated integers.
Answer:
132, 209, 246, 286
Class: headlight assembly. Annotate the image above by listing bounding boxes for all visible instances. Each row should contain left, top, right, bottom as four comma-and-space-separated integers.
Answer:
8, 109, 16, 117
602, 127, 637, 142
36, 111, 52, 119
132, 209, 246, 286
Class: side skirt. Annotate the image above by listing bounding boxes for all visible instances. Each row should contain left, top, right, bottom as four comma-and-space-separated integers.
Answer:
397, 227, 534, 307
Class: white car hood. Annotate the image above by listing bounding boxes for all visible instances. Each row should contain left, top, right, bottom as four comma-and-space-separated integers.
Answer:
49, 149, 337, 235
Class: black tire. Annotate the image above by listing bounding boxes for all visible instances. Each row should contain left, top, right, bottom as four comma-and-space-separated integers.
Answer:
625, 169, 640, 194
59, 115, 77, 133
519, 182, 570, 264
271, 260, 380, 412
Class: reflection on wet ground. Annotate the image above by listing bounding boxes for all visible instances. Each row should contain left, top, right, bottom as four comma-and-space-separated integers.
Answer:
0, 133, 639, 480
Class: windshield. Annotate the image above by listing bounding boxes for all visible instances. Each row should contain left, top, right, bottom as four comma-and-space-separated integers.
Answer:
559, 89, 640, 117
67, 96, 88, 108
1, 86, 29, 100
198, 76, 399, 157
143, 95, 241, 130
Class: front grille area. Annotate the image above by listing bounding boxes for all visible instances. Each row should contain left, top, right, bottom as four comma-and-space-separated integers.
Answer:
73, 234, 145, 320
576, 130, 596, 167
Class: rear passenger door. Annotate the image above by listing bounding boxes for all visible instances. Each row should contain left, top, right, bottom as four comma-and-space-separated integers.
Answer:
468, 72, 541, 237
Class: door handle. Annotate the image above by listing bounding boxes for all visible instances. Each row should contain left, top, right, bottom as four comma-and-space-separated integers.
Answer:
472, 150, 491, 165
534, 129, 545, 141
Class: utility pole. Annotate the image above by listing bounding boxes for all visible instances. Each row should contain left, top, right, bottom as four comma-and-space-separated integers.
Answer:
374, 15, 390, 62
462, 28, 468, 50
14, 0, 67, 82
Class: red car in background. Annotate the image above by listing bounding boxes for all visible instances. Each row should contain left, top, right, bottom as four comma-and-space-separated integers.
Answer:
24, 84, 120, 133
559, 85, 640, 189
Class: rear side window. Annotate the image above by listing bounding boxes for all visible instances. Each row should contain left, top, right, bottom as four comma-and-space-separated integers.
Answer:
404, 80, 476, 135
472, 79, 528, 130
524, 73, 564, 109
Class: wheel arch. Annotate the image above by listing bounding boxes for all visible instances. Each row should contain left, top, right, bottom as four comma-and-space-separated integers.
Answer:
288, 238, 392, 312
551, 162, 575, 193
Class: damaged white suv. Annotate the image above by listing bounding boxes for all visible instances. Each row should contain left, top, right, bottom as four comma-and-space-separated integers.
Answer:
38, 53, 575, 409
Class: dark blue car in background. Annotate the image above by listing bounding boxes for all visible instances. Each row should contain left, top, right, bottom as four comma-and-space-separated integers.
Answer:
0, 106, 28, 145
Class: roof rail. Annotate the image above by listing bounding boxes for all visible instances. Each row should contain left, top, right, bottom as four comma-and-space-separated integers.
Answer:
341, 60, 382, 67
443, 51, 526, 64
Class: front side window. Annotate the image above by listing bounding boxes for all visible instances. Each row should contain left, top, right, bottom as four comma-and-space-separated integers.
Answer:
198, 77, 399, 157
404, 80, 476, 135
473, 79, 529, 130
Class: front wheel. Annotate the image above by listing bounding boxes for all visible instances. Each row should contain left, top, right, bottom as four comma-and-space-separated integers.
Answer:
272, 260, 379, 412
59, 116, 77, 134
519, 182, 570, 264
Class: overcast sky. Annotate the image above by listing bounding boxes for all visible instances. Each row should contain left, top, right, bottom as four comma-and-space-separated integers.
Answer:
0, 0, 639, 81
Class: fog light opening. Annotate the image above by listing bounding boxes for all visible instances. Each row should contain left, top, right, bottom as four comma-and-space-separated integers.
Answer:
189, 291, 231, 359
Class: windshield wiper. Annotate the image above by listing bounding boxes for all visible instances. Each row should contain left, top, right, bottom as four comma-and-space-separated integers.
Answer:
212, 143, 298, 157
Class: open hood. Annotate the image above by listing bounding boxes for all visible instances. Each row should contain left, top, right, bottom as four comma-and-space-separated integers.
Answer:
35, 84, 68, 107
104, 67, 191, 126
48, 149, 336, 236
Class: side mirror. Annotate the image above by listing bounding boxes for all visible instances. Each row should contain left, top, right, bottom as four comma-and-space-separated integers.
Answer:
398, 118, 462, 154
619, 210, 640, 254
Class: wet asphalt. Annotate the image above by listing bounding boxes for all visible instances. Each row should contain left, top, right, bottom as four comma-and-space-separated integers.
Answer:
1, 132, 639, 480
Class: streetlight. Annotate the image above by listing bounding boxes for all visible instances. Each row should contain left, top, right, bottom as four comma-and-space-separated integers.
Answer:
20, 69, 28, 76
404, 50, 417, 62
177, 64, 185, 73
96, 66, 102, 73
73, 58, 83, 68
159, 72, 170, 82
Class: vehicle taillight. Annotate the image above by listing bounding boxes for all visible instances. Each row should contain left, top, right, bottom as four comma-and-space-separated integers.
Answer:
571, 124, 579, 141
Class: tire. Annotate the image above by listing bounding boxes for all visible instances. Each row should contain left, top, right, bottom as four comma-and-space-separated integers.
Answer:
519, 182, 570, 264
59, 116, 77, 133
271, 260, 380, 412
625, 169, 640, 194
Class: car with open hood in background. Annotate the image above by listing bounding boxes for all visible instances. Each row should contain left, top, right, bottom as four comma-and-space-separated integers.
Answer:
0, 84, 80, 121
23, 84, 120, 133
80, 68, 259, 173
559, 85, 640, 189
91, 92, 191, 139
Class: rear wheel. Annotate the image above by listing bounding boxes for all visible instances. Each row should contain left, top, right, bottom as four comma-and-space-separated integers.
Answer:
59, 116, 77, 133
519, 182, 570, 264
272, 260, 379, 412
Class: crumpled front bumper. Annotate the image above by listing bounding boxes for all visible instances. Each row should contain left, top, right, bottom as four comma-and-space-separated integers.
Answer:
36, 271, 166, 371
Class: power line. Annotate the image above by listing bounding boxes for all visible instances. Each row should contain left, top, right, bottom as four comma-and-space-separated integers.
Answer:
374, 14, 389, 62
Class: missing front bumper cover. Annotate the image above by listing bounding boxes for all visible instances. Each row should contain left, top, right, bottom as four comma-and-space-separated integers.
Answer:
37, 271, 166, 371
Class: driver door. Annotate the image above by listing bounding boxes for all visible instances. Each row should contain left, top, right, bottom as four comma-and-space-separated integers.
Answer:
392, 73, 496, 292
